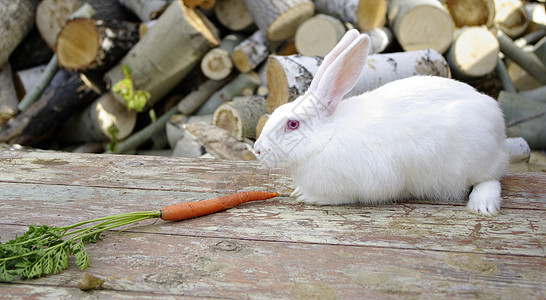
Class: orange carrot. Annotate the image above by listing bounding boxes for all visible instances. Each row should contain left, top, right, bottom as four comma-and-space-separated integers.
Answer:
160, 191, 279, 221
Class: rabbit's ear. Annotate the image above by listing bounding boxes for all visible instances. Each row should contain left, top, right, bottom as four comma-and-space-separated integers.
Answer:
308, 29, 360, 93
313, 34, 370, 117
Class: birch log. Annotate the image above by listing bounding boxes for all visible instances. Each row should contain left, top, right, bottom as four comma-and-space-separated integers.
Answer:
499, 91, 546, 149
104, 0, 219, 108
497, 30, 546, 85
255, 114, 270, 138
194, 72, 261, 115
184, 121, 253, 160
57, 92, 136, 143
314, 0, 387, 31
118, 0, 172, 21
266, 49, 450, 111
213, 96, 267, 139
447, 27, 500, 79
494, 0, 529, 38
365, 27, 394, 54
232, 31, 269, 73
0, 0, 38, 67
201, 33, 246, 80
242, 0, 315, 41
214, 0, 255, 31
388, 0, 454, 53
56, 19, 140, 71
295, 14, 346, 57
0, 64, 19, 124
444, 0, 495, 28
0, 70, 101, 145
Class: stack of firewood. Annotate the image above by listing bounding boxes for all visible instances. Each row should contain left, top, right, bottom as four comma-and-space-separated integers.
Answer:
0, 0, 544, 159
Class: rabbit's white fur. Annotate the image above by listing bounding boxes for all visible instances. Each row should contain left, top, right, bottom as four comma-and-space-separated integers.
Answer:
254, 30, 508, 216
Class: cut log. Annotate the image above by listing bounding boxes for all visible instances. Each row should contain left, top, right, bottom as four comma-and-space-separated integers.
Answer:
56, 19, 140, 71
177, 78, 230, 115
266, 49, 449, 112
13, 65, 46, 100
505, 137, 531, 163
365, 26, 394, 54
387, 0, 455, 53
232, 31, 270, 73
184, 0, 204, 7
57, 92, 136, 143
201, 33, 246, 80
295, 14, 346, 57
255, 114, 269, 138
499, 91, 546, 149
497, 30, 546, 85
518, 85, 546, 104
0, 70, 101, 146
104, 1, 219, 108
241, 0, 315, 42
447, 26, 500, 79
138, 20, 158, 38
314, 0, 387, 31
0, 0, 39, 68
194, 71, 261, 115
166, 114, 213, 148
214, 0, 255, 31
0, 64, 19, 125
495, 57, 517, 93
444, 0, 495, 28
494, 0, 529, 38
118, 0, 172, 21
184, 121, 253, 160
213, 96, 267, 139
506, 59, 542, 90
525, 3, 546, 32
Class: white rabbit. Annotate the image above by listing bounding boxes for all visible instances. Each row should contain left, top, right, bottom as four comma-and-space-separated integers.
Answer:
254, 29, 509, 216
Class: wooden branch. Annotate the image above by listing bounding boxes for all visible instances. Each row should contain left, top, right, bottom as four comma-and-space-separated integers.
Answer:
0, 64, 19, 125
242, 0, 315, 41
314, 0, 387, 31
194, 72, 261, 115
447, 27, 500, 79
57, 92, 136, 143
266, 49, 449, 112
56, 19, 139, 71
18, 3, 96, 111
294, 14, 346, 57
118, 0, 172, 21
497, 30, 546, 85
214, 0, 255, 31
518, 85, 546, 104
201, 33, 246, 80
494, 0, 530, 38
495, 57, 517, 93
499, 91, 546, 149
232, 31, 269, 73
387, 0, 454, 53
444, 0, 495, 27
213, 96, 267, 139
0, 0, 39, 67
184, 121, 253, 160
0, 70, 101, 146
104, 1, 219, 108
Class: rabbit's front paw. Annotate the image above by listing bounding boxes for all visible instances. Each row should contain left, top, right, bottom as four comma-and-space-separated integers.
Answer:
467, 180, 502, 217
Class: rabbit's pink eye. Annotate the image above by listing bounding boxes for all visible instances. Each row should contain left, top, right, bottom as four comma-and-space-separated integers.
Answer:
286, 119, 300, 130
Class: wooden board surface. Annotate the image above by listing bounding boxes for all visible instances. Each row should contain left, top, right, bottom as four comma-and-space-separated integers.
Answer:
0, 150, 544, 298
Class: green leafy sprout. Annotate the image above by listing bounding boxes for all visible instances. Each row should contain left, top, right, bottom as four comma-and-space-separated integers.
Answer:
107, 124, 120, 153
112, 65, 151, 112
0, 211, 160, 282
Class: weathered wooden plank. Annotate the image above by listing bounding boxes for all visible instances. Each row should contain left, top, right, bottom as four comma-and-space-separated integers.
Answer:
0, 225, 544, 299
0, 150, 544, 209
0, 182, 543, 256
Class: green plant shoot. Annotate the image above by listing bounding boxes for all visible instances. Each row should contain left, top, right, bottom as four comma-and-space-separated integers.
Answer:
112, 65, 151, 112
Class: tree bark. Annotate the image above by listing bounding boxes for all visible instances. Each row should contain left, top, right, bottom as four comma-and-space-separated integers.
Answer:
241, 0, 315, 41
295, 14, 346, 57
232, 31, 270, 73
499, 91, 546, 149
0, 70, 101, 146
104, 0, 219, 108
266, 49, 450, 112
118, 0, 172, 21
447, 27, 500, 79
213, 96, 267, 139
444, 0, 495, 28
0, 0, 39, 68
0, 64, 19, 125
201, 33, 246, 80
184, 121, 253, 160
214, 0, 255, 31
194, 72, 261, 115
314, 0, 387, 31
56, 19, 139, 71
387, 0, 454, 53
